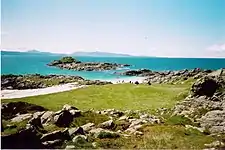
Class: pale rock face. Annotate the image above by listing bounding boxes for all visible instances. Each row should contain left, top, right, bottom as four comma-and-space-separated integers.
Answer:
199, 110, 225, 133
72, 135, 87, 143
11, 113, 33, 122
81, 123, 95, 132
89, 128, 119, 138
65, 145, 76, 149
41, 111, 54, 124
98, 120, 114, 129
68, 127, 85, 136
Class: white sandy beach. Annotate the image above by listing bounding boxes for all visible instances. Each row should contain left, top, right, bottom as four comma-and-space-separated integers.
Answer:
1, 83, 88, 99
1, 77, 147, 99
102, 76, 147, 84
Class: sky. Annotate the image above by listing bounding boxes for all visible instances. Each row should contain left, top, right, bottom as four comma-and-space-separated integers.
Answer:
1, 0, 225, 57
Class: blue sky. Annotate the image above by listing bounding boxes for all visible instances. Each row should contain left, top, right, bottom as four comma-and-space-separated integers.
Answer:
1, 0, 225, 57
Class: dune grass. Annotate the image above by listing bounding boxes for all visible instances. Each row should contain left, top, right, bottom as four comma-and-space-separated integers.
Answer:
2, 83, 189, 112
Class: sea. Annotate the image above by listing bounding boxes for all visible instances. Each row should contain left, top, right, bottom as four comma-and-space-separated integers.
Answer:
1, 52, 225, 80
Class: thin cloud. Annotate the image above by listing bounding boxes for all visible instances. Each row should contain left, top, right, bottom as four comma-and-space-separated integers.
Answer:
207, 43, 225, 52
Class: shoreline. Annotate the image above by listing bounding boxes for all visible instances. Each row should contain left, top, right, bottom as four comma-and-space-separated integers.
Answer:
1, 77, 147, 99
1, 83, 88, 99
100, 76, 147, 84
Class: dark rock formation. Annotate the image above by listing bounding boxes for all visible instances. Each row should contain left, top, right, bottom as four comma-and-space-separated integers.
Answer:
191, 76, 223, 97
53, 110, 74, 127
120, 69, 154, 76
1, 101, 46, 120
1, 128, 44, 149
118, 68, 216, 84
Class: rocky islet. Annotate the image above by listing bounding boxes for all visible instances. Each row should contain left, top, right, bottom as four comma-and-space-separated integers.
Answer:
47, 56, 131, 71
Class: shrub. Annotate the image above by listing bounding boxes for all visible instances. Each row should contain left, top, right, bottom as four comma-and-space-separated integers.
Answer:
60, 57, 76, 63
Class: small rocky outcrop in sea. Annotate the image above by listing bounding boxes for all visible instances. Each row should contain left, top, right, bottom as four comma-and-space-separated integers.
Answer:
47, 56, 130, 71
173, 69, 225, 134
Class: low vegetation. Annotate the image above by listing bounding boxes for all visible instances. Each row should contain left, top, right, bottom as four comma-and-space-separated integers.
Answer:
2, 83, 190, 111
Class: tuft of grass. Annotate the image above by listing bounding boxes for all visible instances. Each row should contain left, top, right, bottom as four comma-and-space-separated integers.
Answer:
70, 111, 109, 127
97, 131, 120, 139
2, 84, 189, 111
165, 115, 194, 126
113, 120, 131, 131
1, 119, 28, 135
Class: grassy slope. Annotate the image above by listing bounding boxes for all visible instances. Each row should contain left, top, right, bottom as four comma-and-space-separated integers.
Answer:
2, 83, 189, 111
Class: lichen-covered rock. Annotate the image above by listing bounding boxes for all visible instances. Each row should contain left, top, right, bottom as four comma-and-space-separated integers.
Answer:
81, 123, 95, 132
199, 110, 225, 134
11, 113, 33, 122
98, 120, 115, 129
68, 127, 85, 136
41, 111, 54, 124
72, 135, 87, 143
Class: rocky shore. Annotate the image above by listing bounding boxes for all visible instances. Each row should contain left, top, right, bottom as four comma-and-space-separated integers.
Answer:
1, 74, 112, 90
118, 68, 223, 84
47, 56, 130, 71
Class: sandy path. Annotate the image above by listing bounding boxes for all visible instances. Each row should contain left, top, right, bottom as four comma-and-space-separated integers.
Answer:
1, 83, 88, 99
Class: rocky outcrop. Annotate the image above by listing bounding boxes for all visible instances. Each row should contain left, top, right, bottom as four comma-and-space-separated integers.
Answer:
173, 70, 225, 134
199, 110, 225, 134
1, 128, 44, 149
1, 74, 84, 90
118, 68, 215, 84
191, 76, 224, 97
48, 56, 130, 71
98, 120, 115, 129
53, 110, 74, 127
1, 101, 47, 120
1, 74, 112, 90
120, 69, 154, 76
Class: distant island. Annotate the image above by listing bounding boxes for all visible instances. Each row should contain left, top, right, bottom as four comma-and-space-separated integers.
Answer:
70, 51, 132, 57
1, 50, 133, 57
0, 50, 62, 56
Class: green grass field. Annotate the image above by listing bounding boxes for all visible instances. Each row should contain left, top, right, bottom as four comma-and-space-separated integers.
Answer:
2, 83, 189, 111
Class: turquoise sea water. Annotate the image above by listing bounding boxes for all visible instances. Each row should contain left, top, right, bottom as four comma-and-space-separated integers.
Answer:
1, 52, 225, 80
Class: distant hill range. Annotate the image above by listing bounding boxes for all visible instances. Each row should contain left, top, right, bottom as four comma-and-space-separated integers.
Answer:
71, 51, 132, 57
1, 50, 133, 57
1, 50, 61, 56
